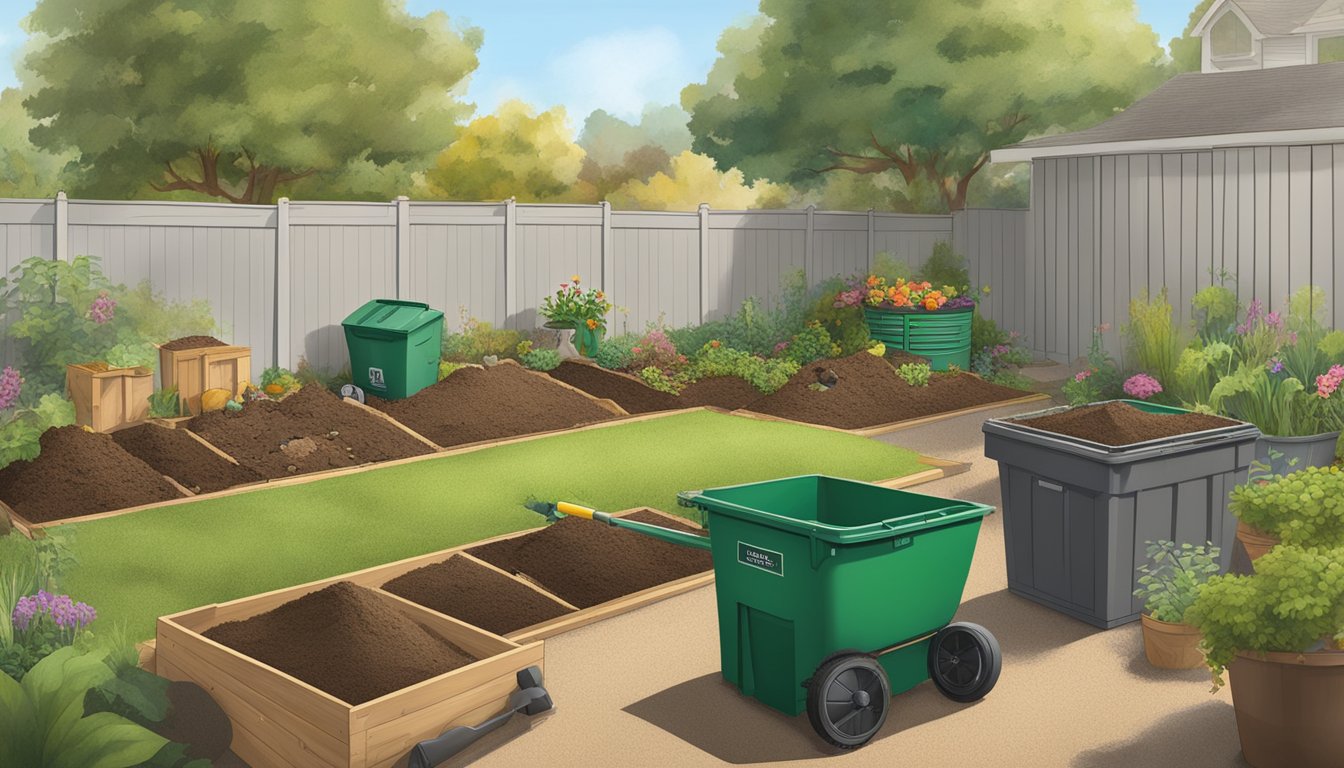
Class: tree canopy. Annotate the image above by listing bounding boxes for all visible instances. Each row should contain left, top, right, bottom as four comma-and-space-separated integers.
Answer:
683, 0, 1170, 211
1169, 0, 1217, 73
0, 88, 73, 198
608, 151, 787, 211
21, 0, 481, 203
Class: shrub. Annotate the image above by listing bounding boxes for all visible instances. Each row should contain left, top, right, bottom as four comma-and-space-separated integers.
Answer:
1187, 544, 1344, 688
438, 360, 467, 381
917, 241, 971, 293
294, 356, 351, 394
897, 363, 932, 387
1062, 326, 1124, 405
0, 389, 75, 470
780, 321, 840, 365
972, 313, 1010, 353
638, 366, 683, 394
519, 348, 562, 372
146, 387, 180, 419
1229, 466, 1344, 546
629, 329, 686, 374
805, 279, 871, 355
1124, 291, 1184, 404
593, 332, 640, 370
441, 314, 522, 363
971, 331, 1032, 385
1172, 341, 1235, 407
687, 342, 799, 394
1192, 284, 1239, 342
1133, 540, 1221, 624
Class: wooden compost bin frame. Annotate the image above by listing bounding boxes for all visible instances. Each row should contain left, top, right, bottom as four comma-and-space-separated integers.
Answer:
158, 342, 251, 417
157, 580, 544, 768
66, 362, 155, 432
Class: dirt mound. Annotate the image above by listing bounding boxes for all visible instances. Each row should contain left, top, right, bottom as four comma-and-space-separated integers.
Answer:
468, 509, 712, 608
160, 335, 228, 351
204, 582, 478, 705
747, 351, 1030, 429
0, 426, 184, 522
1014, 401, 1239, 446
382, 554, 575, 636
547, 362, 763, 414
188, 385, 433, 479
112, 423, 261, 494
368, 363, 615, 447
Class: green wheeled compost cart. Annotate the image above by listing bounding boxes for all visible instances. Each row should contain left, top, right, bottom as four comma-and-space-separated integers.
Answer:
342, 299, 444, 399
531, 475, 1000, 749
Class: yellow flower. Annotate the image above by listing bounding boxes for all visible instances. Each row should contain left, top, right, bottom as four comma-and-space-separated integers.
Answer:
586, 318, 598, 330
596, 290, 604, 299
572, 274, 581, 284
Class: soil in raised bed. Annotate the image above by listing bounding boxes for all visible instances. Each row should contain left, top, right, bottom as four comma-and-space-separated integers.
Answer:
0, 426, 184, 523
1014, 401, 1239, 446
746, 351, 1031, 430
203, 581, 478, 705
188, 385, 433, 479
160, 335, 228, 351
382, 554, 575, 636
111, 423, 262, 494
547, 361, 765, 414
468, 509, 712, 609
368, 363, 616, 447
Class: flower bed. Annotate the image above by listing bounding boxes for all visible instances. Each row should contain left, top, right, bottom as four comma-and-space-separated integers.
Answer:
367, 361, 617, 447
111, 422, 262, 494
546, 361, 763, 413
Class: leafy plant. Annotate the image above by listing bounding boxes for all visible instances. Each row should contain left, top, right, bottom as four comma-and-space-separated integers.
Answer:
441, 313, 522, 364
437, 360, 466, 381
686, 342, 799, 393
1192, 283, 1239, 343
670, 297, 788, 357
0, 646, 171, 767
971, 330, 1032, 386
0, 390, 76, 470
638, 366, 682, 394
1229, 466, 1344, 546
629, 329, 687, 374
916, 241, 972, 295
1187, 544, 1344, 689
146, 388, 180, 420
593, 332, 640, 370
519, 348, 562, 372
1133, 540, 1221, 624
779, 321, 840, 365
1124, 290, 1184, 403
834, 274, 969, 312
806, 277, 871, 355
1209, 362, 1310, 437
4, 590, 97, 681
1172, 342, 1235, 407
1062, 326, 1124, 406
538, 275, 612, 334
897, 362, 932, 387
259, 367, 301, 399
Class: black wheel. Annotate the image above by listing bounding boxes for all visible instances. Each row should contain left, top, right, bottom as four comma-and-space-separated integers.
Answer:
805, 653, 891, 749
928, 622, 1001, 703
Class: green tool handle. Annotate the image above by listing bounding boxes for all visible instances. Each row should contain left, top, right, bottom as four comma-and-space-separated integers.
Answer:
556, 502, 712, 551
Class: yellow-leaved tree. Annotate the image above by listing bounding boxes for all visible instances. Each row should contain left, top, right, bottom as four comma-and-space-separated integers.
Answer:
607, 151, 789, 211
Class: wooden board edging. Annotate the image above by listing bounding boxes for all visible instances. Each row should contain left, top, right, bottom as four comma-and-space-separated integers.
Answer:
341, 397, 443, 452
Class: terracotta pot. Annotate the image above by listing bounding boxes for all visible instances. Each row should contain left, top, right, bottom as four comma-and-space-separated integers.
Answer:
1229, 649, 1344, 768
1140, 614, 1204, 669
1236, 521, 1279, 562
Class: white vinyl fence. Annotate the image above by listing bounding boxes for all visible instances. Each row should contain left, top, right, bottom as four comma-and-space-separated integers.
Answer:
0, 194, 1028, 375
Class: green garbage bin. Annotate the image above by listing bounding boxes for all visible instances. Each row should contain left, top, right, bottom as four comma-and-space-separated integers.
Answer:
678, 476, 995, 723
342, 299, 444, 399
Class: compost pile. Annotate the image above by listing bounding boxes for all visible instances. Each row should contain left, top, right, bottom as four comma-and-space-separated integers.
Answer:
0, 426, 183, 522
112, 424, 262, 494
188, 385, 433, 478
160, 335, 228, 351
468, 509, 712, 608
368, 363, 616, 447
547, 361, 761, 414
1015, 401, 1239, 446
204, 582, 478, 705
382, 554, 575, 636
748, 352, 1030, 429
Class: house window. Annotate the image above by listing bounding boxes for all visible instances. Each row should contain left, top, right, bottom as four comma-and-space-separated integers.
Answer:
1211, 12, 1253, 58
1319, 36, 1344, 63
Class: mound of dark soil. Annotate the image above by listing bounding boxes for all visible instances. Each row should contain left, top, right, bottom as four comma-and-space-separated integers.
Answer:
204, 582, 478, 705
160, 335, 228, 351
0, 426, 183, 522
547, 362, 764, 414
468, 509, 712, 608
382, 554, 575, 636
112, 423, 261, 493
188, 386, 433, 479
368, 363, 615, 448
1014, 401, 1239, 446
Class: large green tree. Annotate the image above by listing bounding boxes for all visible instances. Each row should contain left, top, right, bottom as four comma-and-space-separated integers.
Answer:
21, 0, 481, 203
1169, 0, 1217, 73
0, 88, 74, 198
684, 0, 1170, 211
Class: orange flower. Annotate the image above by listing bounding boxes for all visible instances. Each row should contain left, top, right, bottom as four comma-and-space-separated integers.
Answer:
595, 290, 605, 299
923, 298, 939, 311
866, 275, 880, 288
710, 340, 721, 348
891, 293, 909, 307
572, 274, 581, 284
586, 318, 598, 330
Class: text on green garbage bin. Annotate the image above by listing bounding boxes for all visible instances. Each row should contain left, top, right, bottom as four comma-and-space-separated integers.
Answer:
737, 541, 784, 577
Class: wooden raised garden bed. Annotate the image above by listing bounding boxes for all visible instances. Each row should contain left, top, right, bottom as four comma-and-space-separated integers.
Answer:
156, 580, 545, 768
158, 336, 252, 417
66, 362, 154, 431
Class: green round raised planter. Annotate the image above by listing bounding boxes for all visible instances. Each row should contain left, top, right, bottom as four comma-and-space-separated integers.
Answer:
863, 305, 973, 371
573, 324, 603, 358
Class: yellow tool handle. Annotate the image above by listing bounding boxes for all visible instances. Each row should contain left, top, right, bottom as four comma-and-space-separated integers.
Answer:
556, 501, 596, 520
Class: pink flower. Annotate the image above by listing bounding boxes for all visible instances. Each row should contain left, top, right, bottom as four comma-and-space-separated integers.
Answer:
1074, 370, 1092, 383
1317, 365, 1344, 399
1123, 373, 1163, 400
631, 347, 642, 355
774, 341, 790, 354
1264, 311, 1283, 329
88, 291, 116, 325
1096, 323, 1112, 334
0, 367, 20, 410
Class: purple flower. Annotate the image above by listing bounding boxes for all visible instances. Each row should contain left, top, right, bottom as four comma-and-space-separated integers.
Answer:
1264, 311, 1283, 329
943, 296, 976, 310
1267, 358, 1284, 374
88, 291, 116, 325
11, 590, 95, 634
1123, 373, 1163, 400
0, 367, 20, 410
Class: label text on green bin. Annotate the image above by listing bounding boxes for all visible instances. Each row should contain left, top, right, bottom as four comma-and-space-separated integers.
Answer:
737, 541, 784, 577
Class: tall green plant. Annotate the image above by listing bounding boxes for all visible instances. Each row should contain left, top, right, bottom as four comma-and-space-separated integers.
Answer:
1124, 290, 1184, 401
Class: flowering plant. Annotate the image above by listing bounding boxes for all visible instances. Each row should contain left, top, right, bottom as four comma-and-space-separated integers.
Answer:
834, 275, 968, 312
539, 275, 612, 333
2, 591, 97, 680
0, 367, 75, 470
1061, 325, 1124, 405
1123, 373, 1163, 400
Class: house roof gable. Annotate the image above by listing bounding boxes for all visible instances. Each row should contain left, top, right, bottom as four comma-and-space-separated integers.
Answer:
1193, 0, 1329, 37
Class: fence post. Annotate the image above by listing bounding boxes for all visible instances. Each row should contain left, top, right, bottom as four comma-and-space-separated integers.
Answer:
804, 204, 815, 285
53, 191, 68, 262
504, 197, 517, 329
698, 203, 710, 323
866, 208, 875, 272
601, 201, 614, 330
275, 197, 291, 370
394, 196, 411, 300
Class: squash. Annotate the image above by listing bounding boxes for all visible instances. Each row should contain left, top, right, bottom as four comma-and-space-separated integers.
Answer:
200, 388, 233, 413
264, 383, 286, 395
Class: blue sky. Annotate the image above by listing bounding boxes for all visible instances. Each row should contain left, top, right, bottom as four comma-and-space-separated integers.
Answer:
0, 1, 1194, 127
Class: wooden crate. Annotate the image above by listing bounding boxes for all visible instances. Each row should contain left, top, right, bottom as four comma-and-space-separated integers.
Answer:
157, 583, 544, 768
159, 343, 251, 416
66, 363, 154, 432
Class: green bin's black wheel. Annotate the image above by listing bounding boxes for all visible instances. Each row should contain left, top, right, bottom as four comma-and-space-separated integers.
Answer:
928, 622, 1002, 703
805, 653, 891, 749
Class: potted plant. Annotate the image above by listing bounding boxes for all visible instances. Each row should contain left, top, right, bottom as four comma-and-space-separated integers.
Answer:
1229, 465, 1344, 562
1186, 543, 1344, 768
834, 275, 976, 371
538, 275, 612, 358
1132, 540, 1221, 669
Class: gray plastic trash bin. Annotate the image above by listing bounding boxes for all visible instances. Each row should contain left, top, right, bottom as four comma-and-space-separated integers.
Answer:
982, 400, 1260, 628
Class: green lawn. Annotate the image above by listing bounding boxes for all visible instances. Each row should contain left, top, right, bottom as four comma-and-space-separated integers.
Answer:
56, 411, 926, 640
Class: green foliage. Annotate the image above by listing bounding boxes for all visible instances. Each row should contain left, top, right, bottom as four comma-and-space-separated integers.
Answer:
802, 276, 871, 356
146, 388, 180, 420
781, 321, 840, 365
669, 297, 782, 358
638, 366, 683, 394
1061, 327, 1124, 406
1209, 364, 1307, 436
437, 361, 466, 382
537, 277, 612, 333
1168, 0, 1216, 72
1171, 341, 1235, 408
0, 646, 170, 767
0, 394, 75, 470
1192, 284, 1239, 342
113, 284, 215, 347
441, 316, 523, 364
593, 332, 640, 371
1230, 466, 1344, 546
294, 357, 351, 394
519, 348, 562, 372
578, 105, 693, 168
103, 342, 157, 370
23, 0, 481, 203
0, 87, 75, 198
972, 313, 1009, 352
686, 343, 799, 394
259, 368, 301, 398
897, 363, 932, 387
1124, 290, 1184, 403
1187, 544, 1344, 689
917, 242, 971, 295
1133, 540, 1221, 624
1280, 287, 1337, 384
